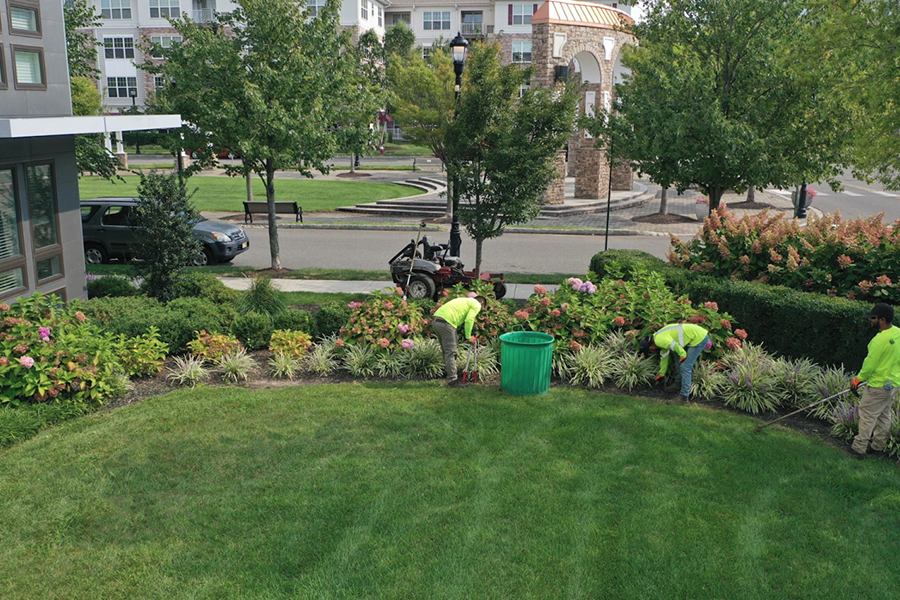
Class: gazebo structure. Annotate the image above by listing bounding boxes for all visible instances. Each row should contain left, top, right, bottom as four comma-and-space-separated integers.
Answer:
532, 0, 636, 203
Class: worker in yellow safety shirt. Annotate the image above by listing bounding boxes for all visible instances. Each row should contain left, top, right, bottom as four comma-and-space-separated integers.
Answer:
432, 296, 486, 388
849, 303, 900, 458
639, 323, 710, 401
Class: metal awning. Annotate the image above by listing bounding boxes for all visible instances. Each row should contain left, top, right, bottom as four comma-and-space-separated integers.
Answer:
0, 114, 182, 139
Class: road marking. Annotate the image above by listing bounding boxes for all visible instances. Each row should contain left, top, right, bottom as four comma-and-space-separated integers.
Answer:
842, 191, 864, 197
765, 189, 791, 196
874, 191, 899, 197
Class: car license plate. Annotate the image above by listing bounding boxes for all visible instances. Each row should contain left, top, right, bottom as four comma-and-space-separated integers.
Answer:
241, 242, 248, 249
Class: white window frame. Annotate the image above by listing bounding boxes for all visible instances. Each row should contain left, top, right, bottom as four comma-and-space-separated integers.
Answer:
104, 37, 135, 60
423, 11, 450, 31
149, 0, 180, 19
361, 0, 368, 20
107, 76, 137, 98
149, 35, 182, 59
512, 41, 532, 63
100, 0, 132, 20
512, 4, 534, 25
308, 0, 325, 17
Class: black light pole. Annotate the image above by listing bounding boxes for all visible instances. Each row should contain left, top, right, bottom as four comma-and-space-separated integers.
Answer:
448, 32, 469, 257
604, 139, 614, 251
128, 88, 140, 154
795, 182, 808, 219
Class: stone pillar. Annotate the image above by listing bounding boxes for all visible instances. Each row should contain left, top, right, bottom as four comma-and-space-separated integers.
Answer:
177, 151, 191, 171
114, 132, 127, 167
611, 164, 633, 191
542, 150, 567, 205
574, 147, 609, 199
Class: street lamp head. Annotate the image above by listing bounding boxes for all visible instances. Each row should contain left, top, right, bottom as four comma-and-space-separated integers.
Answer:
449, 33, 469, 66
128, 88, 138, 99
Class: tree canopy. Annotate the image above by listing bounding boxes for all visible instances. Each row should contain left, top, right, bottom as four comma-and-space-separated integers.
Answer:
591, 0, 852, 210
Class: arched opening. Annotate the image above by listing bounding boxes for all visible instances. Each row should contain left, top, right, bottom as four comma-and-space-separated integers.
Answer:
572, 50, 602, 84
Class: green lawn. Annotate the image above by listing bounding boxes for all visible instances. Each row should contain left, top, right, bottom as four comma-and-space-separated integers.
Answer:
2, 384, 899, 599
79, 175, 421, 213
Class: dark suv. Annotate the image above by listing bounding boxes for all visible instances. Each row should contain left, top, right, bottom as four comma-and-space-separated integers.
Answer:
80, 198, 249, 266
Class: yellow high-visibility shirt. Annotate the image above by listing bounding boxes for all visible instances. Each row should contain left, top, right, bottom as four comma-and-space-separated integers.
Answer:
433, 297, 482, 339
654, 323, 709, 376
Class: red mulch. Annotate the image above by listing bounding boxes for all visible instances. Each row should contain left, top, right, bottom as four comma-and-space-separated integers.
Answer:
632, 213, 699, 224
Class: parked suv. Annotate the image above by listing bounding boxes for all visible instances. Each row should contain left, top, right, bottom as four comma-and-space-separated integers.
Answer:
80, 198, 249, 266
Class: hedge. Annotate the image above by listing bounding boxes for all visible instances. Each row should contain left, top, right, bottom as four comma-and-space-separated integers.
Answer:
590, 250, 878, 371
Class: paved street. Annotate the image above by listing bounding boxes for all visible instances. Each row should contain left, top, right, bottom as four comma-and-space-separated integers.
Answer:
230, 228, 674, 274
767, 172, 900, 222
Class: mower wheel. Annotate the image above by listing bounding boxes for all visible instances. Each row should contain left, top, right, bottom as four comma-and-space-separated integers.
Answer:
493, 281, 508, 299
406, 273, 436, 300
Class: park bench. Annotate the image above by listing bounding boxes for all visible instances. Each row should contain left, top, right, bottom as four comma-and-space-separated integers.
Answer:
243, 200, 303, 224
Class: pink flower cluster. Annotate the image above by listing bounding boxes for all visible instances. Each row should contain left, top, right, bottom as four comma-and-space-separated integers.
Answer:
401, 339, 414, 349
534, 284, 547, 295
19, 356, 35, 369
38, 326, 51, 342
397, 324, 409, 334
567, 277, 596, 294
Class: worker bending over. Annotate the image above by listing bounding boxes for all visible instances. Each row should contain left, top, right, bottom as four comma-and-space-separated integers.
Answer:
640, 323, 710, 401
432, 296, 486, 388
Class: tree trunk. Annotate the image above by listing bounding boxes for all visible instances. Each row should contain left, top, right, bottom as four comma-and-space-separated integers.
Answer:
708, 187, 725, 211
350, 152, 356, 174
658, 187, 669, 215
244, 161, 253, 204
746, 185, 755, 203
265, 159, 281, 270
474, 237, 483, 278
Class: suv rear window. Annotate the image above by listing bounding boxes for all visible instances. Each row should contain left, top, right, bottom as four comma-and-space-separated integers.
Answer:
101, 206, 133, 226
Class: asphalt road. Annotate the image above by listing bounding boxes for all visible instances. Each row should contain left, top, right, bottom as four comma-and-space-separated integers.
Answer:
231, 228, 674, 274
766, 173, 900, 222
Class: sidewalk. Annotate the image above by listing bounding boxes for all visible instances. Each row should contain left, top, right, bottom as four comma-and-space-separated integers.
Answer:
219, 276, 558, 300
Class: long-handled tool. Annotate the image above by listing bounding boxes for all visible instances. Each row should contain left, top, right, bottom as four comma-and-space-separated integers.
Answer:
757, 386, 862, 430
402, 221, 427, 301
462, 340, 479, 384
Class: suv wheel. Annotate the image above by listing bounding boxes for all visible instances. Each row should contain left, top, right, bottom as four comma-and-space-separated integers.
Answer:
84, 244, 108, 265
191, 247, 216, 267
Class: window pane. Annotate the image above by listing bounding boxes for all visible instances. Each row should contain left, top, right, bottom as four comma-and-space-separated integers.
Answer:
11, 7, 39, 31
26, 165, 58, 249
15, 50, 43, 85
0, 267, 25, 295
0, 170, 21, 260
37, 255, 61, 281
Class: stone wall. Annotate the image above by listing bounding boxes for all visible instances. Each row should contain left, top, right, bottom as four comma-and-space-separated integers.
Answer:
542, 150, 567, 204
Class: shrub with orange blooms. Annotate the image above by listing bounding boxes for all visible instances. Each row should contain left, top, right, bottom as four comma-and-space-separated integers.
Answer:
669, 208, 900, 303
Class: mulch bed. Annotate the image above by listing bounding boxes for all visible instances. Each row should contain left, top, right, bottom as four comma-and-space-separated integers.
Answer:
101, 351, 886, 462
726, 201, 778, 210
632, 213, 699, 225
336, 172, 372, 178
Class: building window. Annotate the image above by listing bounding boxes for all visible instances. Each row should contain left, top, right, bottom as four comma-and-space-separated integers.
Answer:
511, 4, 535, 25
308, 0, 325, 17
512, 41, 532, 63
12, 46, 46, 89
378, 6, 382, 27
422, 46, 432, 59
0, 47, 7, 90
149, 0, 179, 18
154, 75, 168, 89
104, 37, 135, 60
0, 267, 25, 296
36, 255, 61, 281
519, 81, 531, 98
461, 12, 483, 35
101, 0, 132, 19
149, 35, 182, 58
9, 4, 41, 35
107, 76, 137, 98
361, 0, 368, 20
389, 12, 410, 26
25, 165, 63, 284
0, 169, 24, 293
423, 11, 450, 30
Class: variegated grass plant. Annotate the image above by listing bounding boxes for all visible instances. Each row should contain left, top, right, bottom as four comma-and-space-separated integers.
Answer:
217, 349, 257, 383
166, 355, 211, 387
303, 335, 341, 376
771, 357, 819, 408
829, 401, 860, 442
609, 351, 656, 391
268, 352, 303, 380
568, 345, 614, 389
718, 345, 780, 414
690, 359, 726, 400
343, 345, 377, 378
403, 338, 445, 379
807, 365, 855, 421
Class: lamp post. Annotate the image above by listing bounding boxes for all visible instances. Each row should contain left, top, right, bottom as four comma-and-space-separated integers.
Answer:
448, 32, 469, 257
795, 182, 808, 219
128, 88, 140, 154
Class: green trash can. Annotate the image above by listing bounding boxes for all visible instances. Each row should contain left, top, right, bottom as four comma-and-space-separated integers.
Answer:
499, 331, 555, 396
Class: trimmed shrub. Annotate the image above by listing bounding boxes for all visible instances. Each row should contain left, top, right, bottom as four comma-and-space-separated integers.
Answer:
171, 272, 241, 304
589, 249, 669, 280
233, 312, 273, 351
273, 309, 315, 334
268, 329, 312, 359
158, 297, 237, 352
87, 275, 137, 298
236, 277, 286, 321
316, 302, 353, 339
112, 326, 168, 377
187, 330, 243, 361
78, 296, 168, 339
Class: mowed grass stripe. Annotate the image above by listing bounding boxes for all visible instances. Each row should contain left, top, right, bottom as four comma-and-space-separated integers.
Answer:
1, 383, 899, 599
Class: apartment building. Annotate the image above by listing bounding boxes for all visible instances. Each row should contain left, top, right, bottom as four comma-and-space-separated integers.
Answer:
84, 0, 389, 110
1, 0, 179, 302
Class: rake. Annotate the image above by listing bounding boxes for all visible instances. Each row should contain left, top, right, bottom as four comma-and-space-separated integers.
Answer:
756, 386, 862, 431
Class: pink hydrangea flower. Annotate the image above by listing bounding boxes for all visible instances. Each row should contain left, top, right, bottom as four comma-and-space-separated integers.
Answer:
0, 357, 8, 366
568, 340, 582, 352
74, 311, 86, 323
397, 324, 409, 334
560, 303, 569, 313
401, 339, 414, 349
335, 339, 345, 347
837, 254, 853, 269
0, 303, 9, 311
38, 326, 51, 342
613, 316, 625, 327
550, 309, 561, 317
720, 319, 732, 330
876, 275, 892, 287
703, 301, 718, 311
19, 356, 35, 368
377, 338, 391, 349
514, 310, 529, 321
348, 301, 361, 309
539, 297, 551, 307
534, 284, 547, 295
735, 328, 748, 340
726, 337, 741, 350
467, 291, 478, 298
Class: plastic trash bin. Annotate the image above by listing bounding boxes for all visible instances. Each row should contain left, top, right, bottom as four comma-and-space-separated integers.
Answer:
499, 331, 555, 396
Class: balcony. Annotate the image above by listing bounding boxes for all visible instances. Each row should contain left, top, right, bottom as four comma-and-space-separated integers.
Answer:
461, 23, 493, 36
192, 9, 215, 23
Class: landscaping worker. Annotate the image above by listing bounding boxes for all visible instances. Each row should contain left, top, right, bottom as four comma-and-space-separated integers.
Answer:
639, 323, 710, 401
432, 295, 486, 388
850, 303, 900, 458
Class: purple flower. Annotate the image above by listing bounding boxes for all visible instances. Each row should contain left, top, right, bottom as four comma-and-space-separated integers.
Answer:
397, 324, 409, 334
401, 339, 414, 349
38, 326, 51, 341
348, 301, 361, 309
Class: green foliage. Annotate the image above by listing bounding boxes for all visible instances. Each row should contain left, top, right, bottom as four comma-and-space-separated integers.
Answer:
236, 277, 287, 321
232, 312, 274, 351
77, 296, 168, 338
303, 337, 341, 376
342, 292, 427, 351
315, 302, 353, 339
0, 294, 125, 407
343, 344, 377, 378
402, 338, 445, 379
0, 403, 88, 449
87, 275, 137, 298
568, 345, 614, 389
609, 351, 656, 391
71, 77, 102, 117
63, 0, 101, 79
171, 272, 242, 305
771, 357, 820, 408
374, 350, 405, 378
589, 250, 669, 281
112, 327, 168, 377
74, 134, 123, 182
272, 308, 314, 334
446, 42, 579, 273
216, 349, 257, 384
131, 172, 202, 302
146, 0, 357, 269
186, 330, 243, 361
268, 330, 313, 360
166, 355, 210, 387
594, 0, 850, 209
384, 22, 416, 61
669, 209, 900, 304
268, 353, 303, 380
718, 344, 781, 414
159, 297, 237, 352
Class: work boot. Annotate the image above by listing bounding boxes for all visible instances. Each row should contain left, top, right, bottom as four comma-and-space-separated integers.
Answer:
664, 382, 681, 393
448, 379, 468, 388
849, 450, 867, 460
678, 395, 689, 402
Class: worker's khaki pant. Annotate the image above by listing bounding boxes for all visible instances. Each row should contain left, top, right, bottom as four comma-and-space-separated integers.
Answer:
433, 318, 458, 382
851, 386, 897, 455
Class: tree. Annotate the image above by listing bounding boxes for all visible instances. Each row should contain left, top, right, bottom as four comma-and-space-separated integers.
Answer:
131, 172, 202, 302
146, 0, 357, 269
445, 43, 578, 273
384, 22, 416, 62
590, 0, 852, 212
63, 0, 122, 181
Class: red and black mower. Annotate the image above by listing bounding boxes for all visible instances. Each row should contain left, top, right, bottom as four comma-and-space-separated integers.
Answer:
389, 233, 506, 300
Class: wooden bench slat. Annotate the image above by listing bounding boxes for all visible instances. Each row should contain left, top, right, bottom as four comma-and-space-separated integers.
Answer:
243, 201, 303, 224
